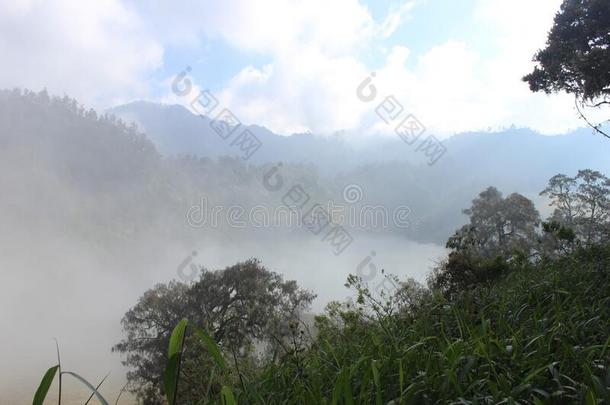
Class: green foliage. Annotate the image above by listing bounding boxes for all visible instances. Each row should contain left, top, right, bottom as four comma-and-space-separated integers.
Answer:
31, 167, 610, 404
448, 186, 540, 260
523, 0, 610, 102
61, 372, 109, 405
429, 186, 540, 294
234, 244, 610, 404
523, 0, 610, 138
193, 326, 226, 370
220, 386, 238, 405
113, 259, 315, 403
34, 246, 610, 404
541, 170, 610, 245
164, 319, 188, 405
431, 171, 610, 294
540, 220, 577, 258
32, 365, 58, 405
32, 365, 114, 405
427, 250, 511, 296
163, 319, 238, 405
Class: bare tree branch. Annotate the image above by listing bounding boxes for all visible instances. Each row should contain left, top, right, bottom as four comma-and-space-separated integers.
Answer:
574, 96, 610, 140
591, 100, 610, 107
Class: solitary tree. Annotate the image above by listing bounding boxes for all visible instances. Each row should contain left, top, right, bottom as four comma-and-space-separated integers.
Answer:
542, 170, 610, 245
430, 187, 540, 294
540, 174, 579, 225
113, 259, 315, 403
523, 0, 610, 138
451, 187, 540, 258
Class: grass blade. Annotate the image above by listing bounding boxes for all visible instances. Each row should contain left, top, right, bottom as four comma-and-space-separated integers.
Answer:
61, 371, 109, 405
54, 338, 62, 405
193, 326, 226, 370
32, 365, 59, 405
168, 319, 188, 358
84, 372, 110, 405
164, 355, 180, 405
165, 319, 188, 405
221, 386, 237, 405
114, 382, 128, 405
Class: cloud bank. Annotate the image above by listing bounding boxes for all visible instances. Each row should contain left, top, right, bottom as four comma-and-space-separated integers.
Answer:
1, 0, 604, 137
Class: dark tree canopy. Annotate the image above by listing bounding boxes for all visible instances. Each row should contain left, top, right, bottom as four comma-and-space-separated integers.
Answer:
523, 0, 610, 102
523, 0, 610, 138
448, 187, 540, 259
429, 187, 540, 295
113, 259, 315, 403
541, 169, 610, 244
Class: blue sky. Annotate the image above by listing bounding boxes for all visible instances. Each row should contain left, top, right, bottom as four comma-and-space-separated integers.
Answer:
153, 0, 480, 89
2, 0, 603, 137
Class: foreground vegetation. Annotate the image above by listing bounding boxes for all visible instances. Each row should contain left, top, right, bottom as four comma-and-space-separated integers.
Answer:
34, 243, 610, 404
33, 166, 610, 404
32, 0, 610, 401
241, 245, 610, 404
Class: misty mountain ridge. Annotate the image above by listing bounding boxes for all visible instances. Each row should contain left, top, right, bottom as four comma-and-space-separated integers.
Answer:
109, 100, 610, 181
109, 100, 610, 199
2, 89, 609, 248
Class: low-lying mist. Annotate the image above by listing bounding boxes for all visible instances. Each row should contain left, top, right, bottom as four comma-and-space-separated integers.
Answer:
0, 223, 444, 403
2, 89, 608, 404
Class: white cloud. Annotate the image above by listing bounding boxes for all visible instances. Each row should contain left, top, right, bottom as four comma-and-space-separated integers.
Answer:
202, 0, 376, 56
0, 0, 164, 107
351, 0, 606, 137
1, 0, 603, 136
215, 49, 371, 134
132, 0, 378, 56
155, 0, 411, 134
181, 0, 598, 137
378, 1, 416, 38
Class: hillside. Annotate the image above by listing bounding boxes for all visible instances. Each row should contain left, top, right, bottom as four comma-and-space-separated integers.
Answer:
109, 101, 610, 243
233, 244, 610, 403
109, 101, 610, 183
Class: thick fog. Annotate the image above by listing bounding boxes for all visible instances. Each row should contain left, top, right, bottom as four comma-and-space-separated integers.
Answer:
0, 96, 450, 401
3, 0, 610, 402
0, 225, 444, 403
1, 89, 608, 404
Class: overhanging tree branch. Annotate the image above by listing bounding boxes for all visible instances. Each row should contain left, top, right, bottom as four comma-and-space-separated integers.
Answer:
574, 96, 610, 140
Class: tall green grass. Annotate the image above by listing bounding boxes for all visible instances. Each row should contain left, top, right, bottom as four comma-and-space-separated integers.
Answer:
33, 319, 234, 405
32, 340, 119, 405
34, 246, 610, 404
235, 246, 610, 403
